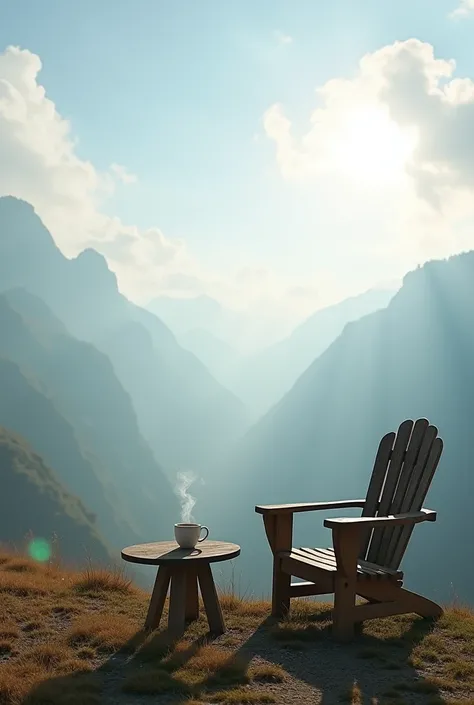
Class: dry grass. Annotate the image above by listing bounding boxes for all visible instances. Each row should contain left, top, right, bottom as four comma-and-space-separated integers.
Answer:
67, 613, 138, 652
249, 663, 287, 683
2, 548, 474, 705
340, 681, 363, 704
72, 564, 133, 594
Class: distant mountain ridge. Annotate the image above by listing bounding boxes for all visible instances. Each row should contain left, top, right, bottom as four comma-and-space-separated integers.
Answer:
225, 287, 395, 418
149, 288, 396, 420
0, 196, 247, 474
0, 425, 112, 565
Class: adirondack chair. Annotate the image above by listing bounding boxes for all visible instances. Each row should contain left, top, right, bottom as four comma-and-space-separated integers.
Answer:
255, 418, 443, 641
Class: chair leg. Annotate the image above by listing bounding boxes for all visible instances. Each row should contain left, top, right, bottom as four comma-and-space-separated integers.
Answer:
358, 582, 443, 620
271, 555, 291, 618
333, 575, 356, 641
400, 589, 443, 619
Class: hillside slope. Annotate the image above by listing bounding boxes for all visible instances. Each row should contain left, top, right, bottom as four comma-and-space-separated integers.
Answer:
0, 196, 247, 473
205, 252, 474, 604
0, 356, 138, 551
0, 288, 179, 545
226, 287, 395, 418
0, 427, 111, 564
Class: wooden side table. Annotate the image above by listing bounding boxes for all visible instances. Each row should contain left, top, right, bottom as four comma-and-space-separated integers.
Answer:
121, 540, 240, 636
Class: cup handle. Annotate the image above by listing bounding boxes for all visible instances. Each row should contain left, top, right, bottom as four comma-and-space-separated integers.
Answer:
198, 526, 209, 542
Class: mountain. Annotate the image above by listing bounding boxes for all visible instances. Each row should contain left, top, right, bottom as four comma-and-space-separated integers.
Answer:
204, 252, 474, 605
0, 426, 111, 565
147, 294, 291, 355
0, 355, 140, 551
148, 295, 224, 337
0, 196, 247, 473
0, 288, 180, 548
180, 328, 241, 386
226, 288, 395, 419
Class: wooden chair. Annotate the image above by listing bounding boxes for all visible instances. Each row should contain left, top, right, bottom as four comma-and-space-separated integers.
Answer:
255, 418, 443, 641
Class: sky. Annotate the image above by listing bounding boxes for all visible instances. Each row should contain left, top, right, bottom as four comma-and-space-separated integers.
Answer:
1, 0, 474, 331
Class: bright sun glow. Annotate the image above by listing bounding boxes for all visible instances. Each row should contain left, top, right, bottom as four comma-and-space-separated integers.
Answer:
331, 105, 417, 184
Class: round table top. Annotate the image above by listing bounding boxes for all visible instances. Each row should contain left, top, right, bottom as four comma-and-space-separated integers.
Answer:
121, 540, 240, 566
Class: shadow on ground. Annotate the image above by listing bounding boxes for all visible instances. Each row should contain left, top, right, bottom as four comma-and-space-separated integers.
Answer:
24, 608, 440, 705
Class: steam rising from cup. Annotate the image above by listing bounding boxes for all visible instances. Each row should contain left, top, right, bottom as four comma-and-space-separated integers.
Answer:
175, 471, 197, 523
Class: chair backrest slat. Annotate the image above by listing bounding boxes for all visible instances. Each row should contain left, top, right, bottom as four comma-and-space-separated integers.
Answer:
359, 431, 395, 558
387, 437, 443, 569
361, 418, 442, 570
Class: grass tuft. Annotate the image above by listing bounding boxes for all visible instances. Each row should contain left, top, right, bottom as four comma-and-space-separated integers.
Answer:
67, 613, 137, 653
340, 681, 362, 704
250, 663, 287, 683
73, 566, 133, 595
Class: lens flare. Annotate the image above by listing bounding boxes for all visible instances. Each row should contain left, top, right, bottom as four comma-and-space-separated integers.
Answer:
28, 538, 52, 563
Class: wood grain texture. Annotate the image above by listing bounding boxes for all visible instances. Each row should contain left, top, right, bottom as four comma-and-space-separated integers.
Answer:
185, 569, 199, 622
366, 420, 441, 568
122, 540, 240, 566
256, 500, 366, 515
270, 514, 293, 617
288, 547, 402, 580
366, 420, 414, 564
324, 509, 436, 529
389, 437, 443, 569
168, 568, 187, 636
360, 430, 395, 558
144, 566, 170, 631
198, 563, 225, 634
376, 419, 430, 563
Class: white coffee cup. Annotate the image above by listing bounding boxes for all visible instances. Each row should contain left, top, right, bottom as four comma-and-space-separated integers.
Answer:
174, 523, 209, 549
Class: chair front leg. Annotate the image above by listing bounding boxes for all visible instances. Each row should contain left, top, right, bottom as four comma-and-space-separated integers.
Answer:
263, 513, 293, 618
332, 525, 361, 641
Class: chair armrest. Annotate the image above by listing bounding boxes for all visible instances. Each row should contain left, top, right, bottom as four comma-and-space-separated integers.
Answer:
324, 508, 436, 530
255, 500, 366, 515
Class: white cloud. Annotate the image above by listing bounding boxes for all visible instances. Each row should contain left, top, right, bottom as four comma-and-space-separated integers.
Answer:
274, 30, 293, 45
0, 44, 326, 327
110, 162, 138, 184
0, 46, 184, 281
449, 0, 474, 17
263, 38, 474, 267
0, 45, 224, 307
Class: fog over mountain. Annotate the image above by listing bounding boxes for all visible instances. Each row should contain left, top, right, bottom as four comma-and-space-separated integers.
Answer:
149, 289, 396, 420
0, 197, 247, 477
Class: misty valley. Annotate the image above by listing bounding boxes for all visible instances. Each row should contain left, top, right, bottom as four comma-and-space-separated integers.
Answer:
0, 195, 472, 606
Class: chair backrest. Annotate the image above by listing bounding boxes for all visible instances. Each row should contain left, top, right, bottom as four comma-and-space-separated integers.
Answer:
360, 418, 443, 570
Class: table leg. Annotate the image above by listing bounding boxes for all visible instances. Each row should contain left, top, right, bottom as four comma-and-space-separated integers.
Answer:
197, 563, 225, 635
145, 566, 170, 631
168, 567, 187, 637
185, 568, 199, 622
